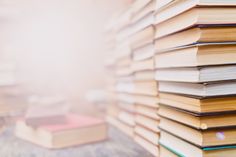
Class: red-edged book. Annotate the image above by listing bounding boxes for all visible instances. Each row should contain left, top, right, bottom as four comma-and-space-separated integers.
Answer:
15, 114, 108, 149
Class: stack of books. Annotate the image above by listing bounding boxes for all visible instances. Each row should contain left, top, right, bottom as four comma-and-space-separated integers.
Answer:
15, 97, 107, 148
154, 1, 236, 156
130, 1, 159, 157
105, 0, 160, 156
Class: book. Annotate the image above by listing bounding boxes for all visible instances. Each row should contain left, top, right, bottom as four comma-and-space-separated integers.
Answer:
155, 8, 236, 39
130, 25, 155, 49
134, 135, 159, 157
160, 131, 236, 157
155, 65, 236, 83
133, 43, 154, 61
133, 94, 159, 108
159, 105, 236, 130
118, 110, 135, 127
155, 0, 236, 24
118, 102, 136, 113
155, 43, 236, 68
160, 145, 179, 157
159, 81, 236, 97
134, 70, 155, 81
160, 117, 236, 147
15, 114, 107, 149
155, 27, 236, 52
131, 0, 152, 16
135, 114, 160, 133
131, 57, 154, 72
159, 92, 236, 113
136, 104, 159, 120
135, 125, 159, 145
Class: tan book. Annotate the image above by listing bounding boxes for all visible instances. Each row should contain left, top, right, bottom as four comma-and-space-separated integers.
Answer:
160, 131, 236, 157
155, 27, 236, 52
160, 92, 236, 113
159, 105, 236, 130
134, 70, 155, 81
16, 114, 107, 149
155, 44, 236, 68
135, 114, 160, 133
131, 57, 154, 72
134, 135, 159, 157
160, 145, 179, 157
131, 25, 155, 49
155, 0, 236, 24
136, 104, 159, 120
160, 117, 236, 147
155, 7, 236, 39
118, 110, 135, 127
135, 125, 159, 145
133, 94, 159, 108
118, 102, 136, 113
131, 0, 152, 16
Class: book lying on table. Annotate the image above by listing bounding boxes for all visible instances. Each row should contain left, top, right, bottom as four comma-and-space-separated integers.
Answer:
15, 114, 107, 149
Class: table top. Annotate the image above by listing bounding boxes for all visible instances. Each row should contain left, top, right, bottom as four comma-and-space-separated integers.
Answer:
0, 125, 152, 157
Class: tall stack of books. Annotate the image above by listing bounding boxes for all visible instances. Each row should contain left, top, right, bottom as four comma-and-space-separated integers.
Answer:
105, 0, 160, 156
105, 8, 137, 137
130, 1, 159, 157
153, 1, 236, 157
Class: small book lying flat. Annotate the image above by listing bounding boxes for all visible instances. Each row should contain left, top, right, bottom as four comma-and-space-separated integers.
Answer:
15, 114, 107, 149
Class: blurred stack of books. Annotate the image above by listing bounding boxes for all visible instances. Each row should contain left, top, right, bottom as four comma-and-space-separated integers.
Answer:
154, 1, 236, 157
15, 96, 107, 149
105, 0, 159, 156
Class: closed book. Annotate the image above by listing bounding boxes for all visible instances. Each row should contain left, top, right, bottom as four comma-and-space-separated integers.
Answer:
155, 0, 236, 24
135, 125, 159, 145
159, 81, 236, 97
135, 114, 160, 133
155, 27, 236, 52
155, 65, 236, 83
160, 131, 236, 157
159, 92, 236, 113
155, 8, 236, 39
15, 114, 107, 149
155, 43, 236, 68
159, 105, 236, 130
160, 117, 236, 147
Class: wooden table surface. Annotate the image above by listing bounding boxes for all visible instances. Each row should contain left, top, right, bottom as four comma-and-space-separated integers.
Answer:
0, 125, 152, 157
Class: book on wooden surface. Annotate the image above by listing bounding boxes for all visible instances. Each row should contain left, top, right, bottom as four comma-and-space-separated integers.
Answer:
155, 65, 236, 83
15, 114, 107, 149
131, 57, 154, 72
160, 131, 236, 157
155, 8, 236, 39
159, 81, 236, 97
160, 117, 236, 147
155, 27, 236, 52
155, 43, 236, 68
134, 70, 155, 81
133, 43, 154, 61
130, 25, 155, 49
135, 114, 160, 133
135, 125, 159, 145
160, 145, 179, 157
136, 104, 159, 120
155, 0, 236, 24
159, 105, 236, 130
134, 135, 159, 157
159, 92, 236, 114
